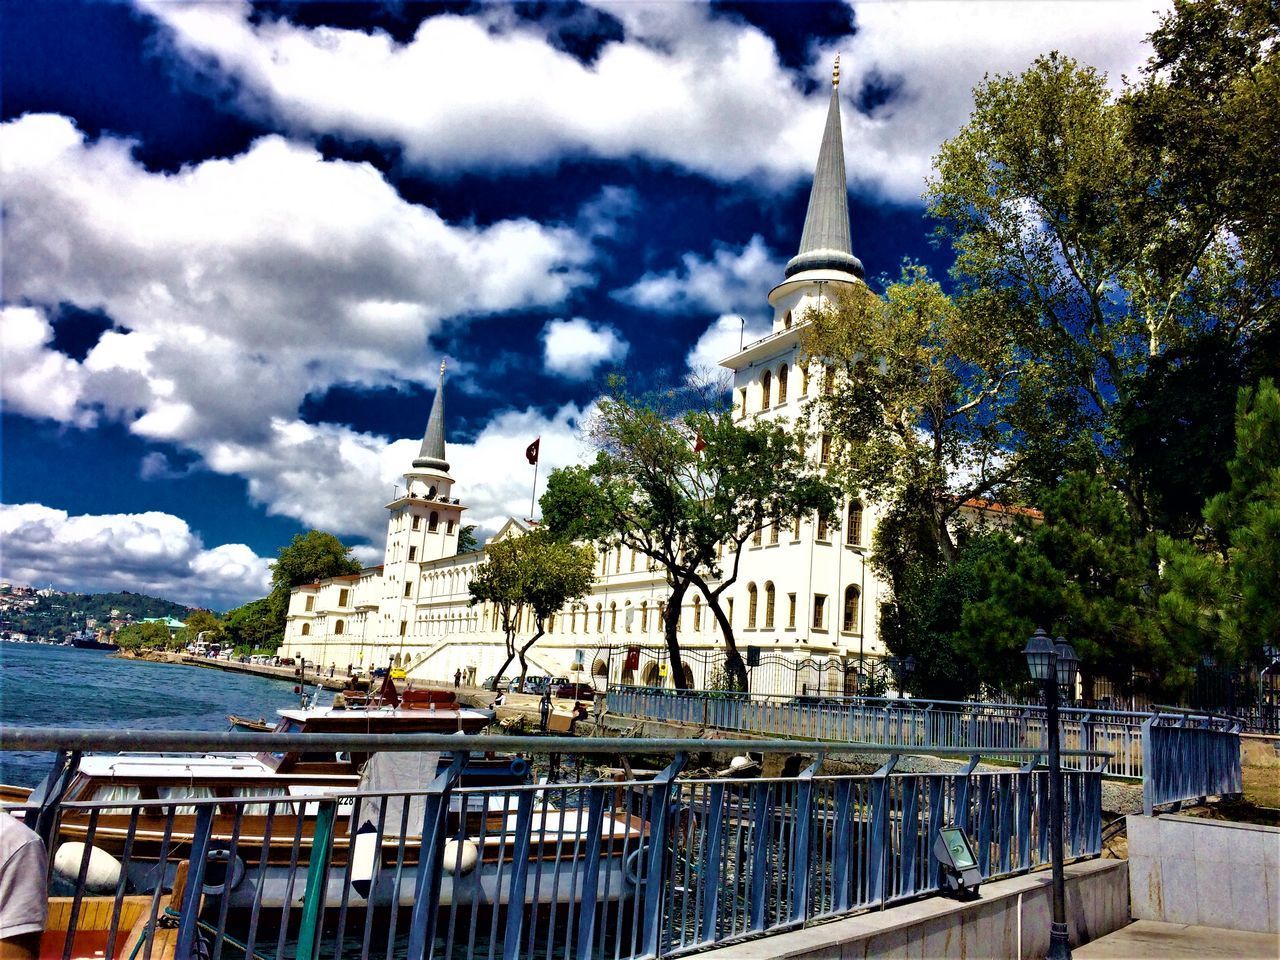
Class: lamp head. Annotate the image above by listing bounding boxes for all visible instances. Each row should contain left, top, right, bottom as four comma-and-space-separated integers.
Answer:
1023, 628, 1056, 682
1053, 638, 1079, 689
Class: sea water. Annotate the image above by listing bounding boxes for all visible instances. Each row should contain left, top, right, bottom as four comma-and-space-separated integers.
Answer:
0, 640, 299, 786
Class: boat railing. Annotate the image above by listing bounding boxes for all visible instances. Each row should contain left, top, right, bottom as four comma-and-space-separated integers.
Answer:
5, 730, 1109, 960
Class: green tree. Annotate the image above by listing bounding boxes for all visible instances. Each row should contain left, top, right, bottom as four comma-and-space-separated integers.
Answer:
115, 620, 176, 651
267, 530, 362, 637
223, 598, 281, 653
1159, 379, 1280, 669
456, 525, 479, 554
468, 528, 596, 690
541, 378, 838, 691
176, 609, 223, 649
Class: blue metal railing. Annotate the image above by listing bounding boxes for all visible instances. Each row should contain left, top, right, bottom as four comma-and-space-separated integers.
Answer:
5, 731, 1104, 960
607, 686, 1151, 779
1141, 712, 1244, 815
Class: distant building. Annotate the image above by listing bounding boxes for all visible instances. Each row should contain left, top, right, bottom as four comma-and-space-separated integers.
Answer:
140, 616, 186, 634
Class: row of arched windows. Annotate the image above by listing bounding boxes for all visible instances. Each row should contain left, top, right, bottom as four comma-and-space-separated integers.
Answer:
744, 361, 838, 416
742, 582, 864, 633
751, 501, 864, 547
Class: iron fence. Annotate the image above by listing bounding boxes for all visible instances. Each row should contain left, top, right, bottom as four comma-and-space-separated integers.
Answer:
1141, 712, 1245, 815
4, 732, 1103, 960
607, 686, 1154, 780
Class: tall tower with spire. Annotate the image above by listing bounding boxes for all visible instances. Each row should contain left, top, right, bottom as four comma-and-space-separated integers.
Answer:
380, 362, 467, 642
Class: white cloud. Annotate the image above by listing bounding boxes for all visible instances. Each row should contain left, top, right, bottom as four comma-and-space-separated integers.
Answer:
0, 503, 271, 609
541, 317, 628, 379
614, 235, 783, 319
0, 113, 593, 445
685, 313, 771, 374
138, 0, 1168, 201
0, 307, 93, 427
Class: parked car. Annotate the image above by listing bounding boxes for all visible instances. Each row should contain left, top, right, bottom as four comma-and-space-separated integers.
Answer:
556, 682, 596, 701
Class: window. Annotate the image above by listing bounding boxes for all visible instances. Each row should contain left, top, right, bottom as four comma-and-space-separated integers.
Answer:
413, 515, 422, 531
738, 388, 747, 419
570, 606, 578, 633
338, 588, 350, 607
823, 364, 835, 395
548, 613, 556, 633
428, 511, 439, 532
761, 370, 772, 410
769, 506, 780, 545
816, 512, 830, 542
752, 524, 763, 547
692, 596, 701, 631
446, 520, 455, 534
846, 501, 863, 546
305, 596, 315, 612
399, 620, 408, 637
403, 582, 412, 598
763, 582, 776, 629
800, 364, 810, 396
820, 433, 832, 464
301, 623, 311, 636
747, 583, 758, 628
843, 585, 861, 633
784, 310, 793, 329
792, 513, 802, 540
601, 549, 610, 575
408, 546, 417, 561
624, 601, 632, 632
727, 597, 734, 626
777, 364, 788, 403
630, 550, 636, 572
334, 619, 345, 636
615, 550, 622, 574
596, 603, 604, 633
640, 602, 648, 632
787, 593, 797, 629
812, 595, 827, 630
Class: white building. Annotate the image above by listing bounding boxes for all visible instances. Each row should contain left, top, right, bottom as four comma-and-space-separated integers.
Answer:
285, 70, 894, 694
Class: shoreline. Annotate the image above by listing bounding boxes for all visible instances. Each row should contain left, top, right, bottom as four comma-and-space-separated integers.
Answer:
115, 649, 350, 690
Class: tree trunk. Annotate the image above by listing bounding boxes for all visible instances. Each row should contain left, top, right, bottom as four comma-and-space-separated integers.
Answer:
705, 598, 749, 692
490, 626, 518, 690
516, 626, 546, 692
664, 579, 691, 690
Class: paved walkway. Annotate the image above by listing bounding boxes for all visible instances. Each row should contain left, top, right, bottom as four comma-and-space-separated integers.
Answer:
1074, 920, 1279, 959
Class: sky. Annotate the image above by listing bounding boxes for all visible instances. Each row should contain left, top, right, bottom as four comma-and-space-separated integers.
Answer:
0, 0, 1170, 610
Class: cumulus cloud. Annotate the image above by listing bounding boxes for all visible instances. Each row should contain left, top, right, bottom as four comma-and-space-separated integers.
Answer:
0, 113, 593, 444
138, 0, 1167, 201
685, 313, 771, 374
541, 317, 628, 379
0, 307, 93, 427
0, 503, 271, 609
614, 235, 783, 319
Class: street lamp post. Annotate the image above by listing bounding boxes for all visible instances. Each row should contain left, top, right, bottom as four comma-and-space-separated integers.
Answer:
1024, 627, 1079, 960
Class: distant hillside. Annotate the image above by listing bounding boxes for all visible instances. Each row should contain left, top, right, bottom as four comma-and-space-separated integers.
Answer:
0, 590, 195, 640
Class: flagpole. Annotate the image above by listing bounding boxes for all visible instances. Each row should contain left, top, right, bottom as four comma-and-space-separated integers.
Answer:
529, 455, 539, 522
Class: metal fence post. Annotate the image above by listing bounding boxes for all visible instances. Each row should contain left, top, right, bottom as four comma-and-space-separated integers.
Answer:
788, 757, 822, 923
1141, 715, 1155, 816
640, 751, 687, 957
501, 790, 537, 960
573, 786, 608, 960
294, 800, 337, 960
867, 754, 898, 904
697, 783, 727, 945
174, 803, 215, 960
406, 751, 469, 960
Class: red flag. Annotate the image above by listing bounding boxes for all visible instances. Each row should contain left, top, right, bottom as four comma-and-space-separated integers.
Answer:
693, 432, 707, 453
525, 437, 541, 465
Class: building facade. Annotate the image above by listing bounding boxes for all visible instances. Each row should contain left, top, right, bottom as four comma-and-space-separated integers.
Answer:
284, 69, 893, 694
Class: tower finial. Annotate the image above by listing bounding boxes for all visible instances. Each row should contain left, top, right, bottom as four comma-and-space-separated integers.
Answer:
440, 358, 447, 380
832, 54, 840, 87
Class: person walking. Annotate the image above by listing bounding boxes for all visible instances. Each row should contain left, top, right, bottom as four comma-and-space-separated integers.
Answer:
454, 668, 462, 689
539, 689, 553, 732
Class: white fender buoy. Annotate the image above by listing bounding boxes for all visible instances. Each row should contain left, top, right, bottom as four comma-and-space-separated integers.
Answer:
53, 842, 121, 893
349, 821, 379, 900
729, 755, 753, 772
442, 839, 479, 875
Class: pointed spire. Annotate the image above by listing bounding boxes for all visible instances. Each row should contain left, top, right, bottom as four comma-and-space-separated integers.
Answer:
413, 360, 450, 472
784, 55, 864, 280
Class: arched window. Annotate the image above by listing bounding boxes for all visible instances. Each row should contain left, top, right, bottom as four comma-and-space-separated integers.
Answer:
764, 582, 776, 629
784, 310, 793, 329
301, 623, 311, 636
769, 505, 780, 545
615, 550, 621, 574
800, 364, 810, 396
777, 364, 788, 403
640, 601, 649, 632
846, 501, 864, 546
596, 603, 604, 633
547, 613, 556, 633
333, 620, 345, 636
738, 388, 748, 419
823, 364, 835, 395
642, 662, 661, 687
593, 659, 608, 679
570, 606, 577, 633
747, 583, 758, 629
601, 549, 609, 574
760, 370, 772, 410
428, 511, 439, 532
692, 596, 701, 631
843, 585, 861, 633
610, 601, 618, 632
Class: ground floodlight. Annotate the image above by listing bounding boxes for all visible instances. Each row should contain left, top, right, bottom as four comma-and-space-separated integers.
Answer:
933, 824, 982, 898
